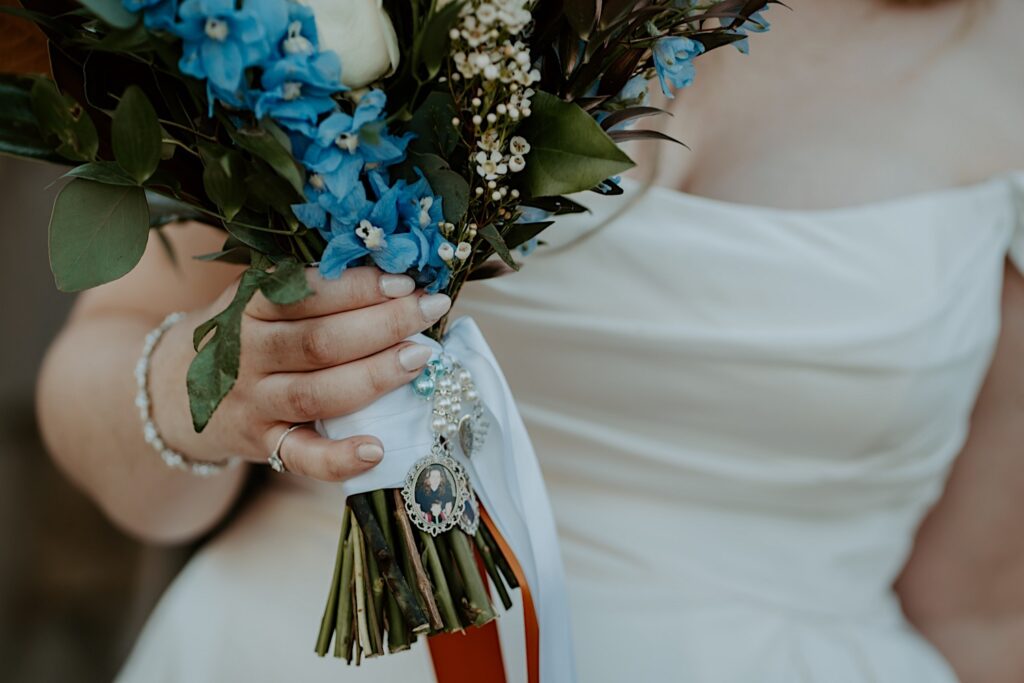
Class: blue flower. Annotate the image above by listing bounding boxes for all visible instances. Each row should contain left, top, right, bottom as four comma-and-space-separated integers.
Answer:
319, 181, 423, 278
277, 2, 319, 57
255, 52, 345, 135
733, 11, 770, 55
302, 90, 412, 177
615, 75, 649, 105
172, 0, 288, 94
123, 0, 178, 30
652, 36, 704, 98
290, 156, 364, 231
414, 228, 453, 293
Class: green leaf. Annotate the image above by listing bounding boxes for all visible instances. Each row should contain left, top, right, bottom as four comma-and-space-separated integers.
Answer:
187, 270, 261, 432
423, 167, 469, 223
77, 0, 139, 29
48, 179, 150, 291
417, 1, 464, 80
259, 258, 313, 305
516, 91, 635, 197
504, 220, 553, 250
230, 125, 304, 195
0, 76, 63, 162
407, 91, 459, 157
65, 161, 138, 186
201, 148, 247, 221
30, 79, 98, 162
478, 224, 520, 272
113, 85, 162, 183
405, 152, 469, 223
564, 0, 598, 38
187, 261, 313, 431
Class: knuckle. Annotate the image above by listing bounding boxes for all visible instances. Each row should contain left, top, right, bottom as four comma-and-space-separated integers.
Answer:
382, 306, 408, 343
286, 378, 322, 421
363, 358, 395, 396
299, 323, 334, 366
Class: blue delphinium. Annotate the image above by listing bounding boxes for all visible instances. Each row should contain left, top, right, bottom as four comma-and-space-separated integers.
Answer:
123, 0, 178, 30
171, 0, 287, 95
652, 36, 705, 98
255, 52, 345, 135
303, 90, 412, 180
319, 181, 424, 278
125, 0, 452, 292
733, 11, 770, 55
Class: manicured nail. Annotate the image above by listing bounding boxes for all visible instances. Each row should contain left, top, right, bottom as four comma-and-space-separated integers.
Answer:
398, 344, 433, 372
357, 443, 384, 463
418, 293, 452, 323
380, 274, 415, 298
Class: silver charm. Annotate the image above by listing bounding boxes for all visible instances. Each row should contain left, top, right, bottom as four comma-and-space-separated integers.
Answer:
401, 448, 470, 537
458, 490, 480, 536
403, 355, 490, 535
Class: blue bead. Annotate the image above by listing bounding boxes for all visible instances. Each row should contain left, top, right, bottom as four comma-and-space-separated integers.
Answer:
411, 372, 436, 398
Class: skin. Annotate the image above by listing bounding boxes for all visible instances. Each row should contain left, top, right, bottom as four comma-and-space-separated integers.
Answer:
630, 0, 1024, 680
37, 224, 452, 543
33, 0, 1022, 678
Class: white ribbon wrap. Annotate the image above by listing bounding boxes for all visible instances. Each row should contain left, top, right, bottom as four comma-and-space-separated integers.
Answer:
317, 316, 576, 683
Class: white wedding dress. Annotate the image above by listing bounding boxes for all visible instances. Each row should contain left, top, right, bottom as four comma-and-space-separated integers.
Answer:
119, 173, 1024, 683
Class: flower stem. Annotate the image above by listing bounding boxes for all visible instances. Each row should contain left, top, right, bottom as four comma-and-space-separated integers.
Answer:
392, 489, 445, 631
450, 530, 497, 627
474, 528, 513, 610
349, 494, 430, 633
359, 527, 385, 656
333, 521, 356, 658
372, 490, 410, 652
315, 507, 349, 656
352, 524, 373, 655
419, 530, 462, 632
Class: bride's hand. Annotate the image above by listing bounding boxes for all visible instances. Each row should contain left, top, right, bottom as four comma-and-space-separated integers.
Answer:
149, 266, 451, 483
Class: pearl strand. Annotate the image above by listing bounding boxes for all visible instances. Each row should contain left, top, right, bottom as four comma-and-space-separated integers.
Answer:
134, 312, 238, 477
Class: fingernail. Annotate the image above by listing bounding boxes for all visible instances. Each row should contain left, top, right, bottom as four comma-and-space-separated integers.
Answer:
357, 443, 384, 463
380, 274, 415, 298
398, 344, 433, 372
418, 294, 452, 323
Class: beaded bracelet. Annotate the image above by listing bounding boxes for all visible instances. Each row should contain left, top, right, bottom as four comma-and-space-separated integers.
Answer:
134, 312, 239, 477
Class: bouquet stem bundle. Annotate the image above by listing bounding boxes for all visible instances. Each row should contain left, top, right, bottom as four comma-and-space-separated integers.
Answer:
316, 490, 518, 661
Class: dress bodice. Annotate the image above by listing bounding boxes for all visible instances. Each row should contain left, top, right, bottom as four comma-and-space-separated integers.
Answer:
119, 173, 1024, 683
452, 173, 1024, 681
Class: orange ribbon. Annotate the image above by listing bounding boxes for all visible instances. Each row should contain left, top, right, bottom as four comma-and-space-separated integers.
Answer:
428, 506, 539, 683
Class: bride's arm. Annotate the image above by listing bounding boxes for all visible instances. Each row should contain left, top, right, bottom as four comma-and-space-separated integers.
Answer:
36, 221, 449, 544
897, 262, 1024, 683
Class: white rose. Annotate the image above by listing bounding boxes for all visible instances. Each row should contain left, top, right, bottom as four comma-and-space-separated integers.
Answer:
305, 0, 400, 89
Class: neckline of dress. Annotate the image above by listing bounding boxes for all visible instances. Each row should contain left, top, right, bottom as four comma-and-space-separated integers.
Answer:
630, 171, 1019, 219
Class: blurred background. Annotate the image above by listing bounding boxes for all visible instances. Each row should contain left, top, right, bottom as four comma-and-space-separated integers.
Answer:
0, 155, 191, 682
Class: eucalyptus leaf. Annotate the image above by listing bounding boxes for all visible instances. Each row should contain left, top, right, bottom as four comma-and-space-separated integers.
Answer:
407, 91, 459, 157
48, 179, 150, 291
0, 76, 61, 162
202, 148, 247, 221
417, 1, 464, 80
77, 0, 138, 29
65, 161, 138, 186
504, 220, 553, 250
230, 125, 304, 195
113, 85, 162, 183
421, 166, 468, 223
516, 91, 635, 197
30, 79, 98, 162
478, 224, 520, 272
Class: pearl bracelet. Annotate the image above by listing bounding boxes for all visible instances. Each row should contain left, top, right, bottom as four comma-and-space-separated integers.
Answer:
135, 312, 238, 477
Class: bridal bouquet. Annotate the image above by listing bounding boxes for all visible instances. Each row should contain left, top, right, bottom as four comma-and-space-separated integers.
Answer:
1, 0, 771, 678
